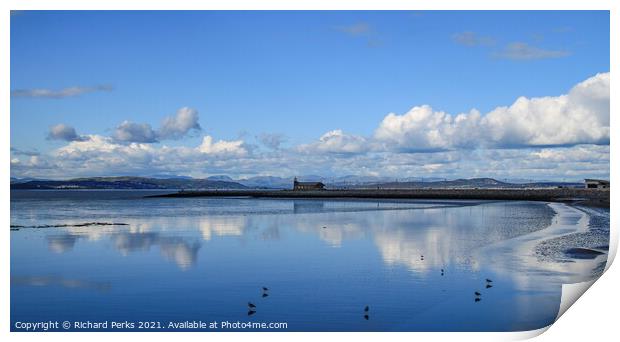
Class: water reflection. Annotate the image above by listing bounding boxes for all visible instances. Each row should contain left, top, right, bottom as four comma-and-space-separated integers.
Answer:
111, 232, 201, 270
41, 201, 605, 282
11, 194, 609, 331
293, 201, 325, 214
46, 230, 201, 270
47, 234, 80, 253
11, 275, 111, 292
199, 216, 246, 241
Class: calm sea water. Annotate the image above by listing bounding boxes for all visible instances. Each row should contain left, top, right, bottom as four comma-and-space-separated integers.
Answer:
10, 190, 606, 332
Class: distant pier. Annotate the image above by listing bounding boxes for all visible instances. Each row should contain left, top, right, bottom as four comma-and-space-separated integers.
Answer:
147, 188, 609, 205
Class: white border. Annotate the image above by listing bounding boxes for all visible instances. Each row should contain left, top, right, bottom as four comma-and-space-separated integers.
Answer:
2, 1, 616, 341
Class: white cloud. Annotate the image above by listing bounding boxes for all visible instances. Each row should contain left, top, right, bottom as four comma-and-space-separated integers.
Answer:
298, 129, 369, 154
197, 136, 247, 157
483, 72, 609, 147
374, 106, 483, 151
11, 85, 113, 99
494, 42, 570, 60
112, 107, 202, 143
157, 107, 201, 140
374, 72, 609, 150
10, 73, 610, 182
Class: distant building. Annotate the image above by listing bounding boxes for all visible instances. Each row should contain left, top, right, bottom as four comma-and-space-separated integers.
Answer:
584, 179, 610, 189
293, 177, 325, 191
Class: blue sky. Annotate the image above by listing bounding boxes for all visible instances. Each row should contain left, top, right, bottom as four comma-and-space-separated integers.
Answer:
10, 11, 610, 181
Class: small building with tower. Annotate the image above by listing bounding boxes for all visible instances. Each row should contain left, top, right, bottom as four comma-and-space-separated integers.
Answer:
293, 177, 325, 191
584, 179, 610, 189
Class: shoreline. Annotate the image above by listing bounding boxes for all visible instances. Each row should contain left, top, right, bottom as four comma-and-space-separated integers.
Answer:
533, 202, 609, 277
146, 188, 610, 207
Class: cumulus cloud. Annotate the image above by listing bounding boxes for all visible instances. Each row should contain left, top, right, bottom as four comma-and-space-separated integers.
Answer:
452, 31, 495, 46
19, 139, 606, 181
11, 85, 113, 99
45, 134, 247, 178
112, 107, 202, 143
494, 42, 570, 60
483, 72, 609, 147
197, 136, 247, 157
298, 130, 369, 154
47, 124, 89, 142
157, 107, 202, 140
113, 121, 158, 143
374, 106, 483, 152
11, 147, 40, 156
11, 73, 609, 182
374, 72, 609, 150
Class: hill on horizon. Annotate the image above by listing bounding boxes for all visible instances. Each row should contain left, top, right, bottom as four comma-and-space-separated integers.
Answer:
10, 175, 586, 190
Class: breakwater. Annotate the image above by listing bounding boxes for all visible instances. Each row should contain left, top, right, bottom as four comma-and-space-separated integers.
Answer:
148, 188, 609, 204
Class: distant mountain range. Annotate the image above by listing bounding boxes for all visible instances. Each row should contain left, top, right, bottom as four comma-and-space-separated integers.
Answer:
351, 177, 584, 189
10, 176, 247, 190
10, 175, 585, 190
